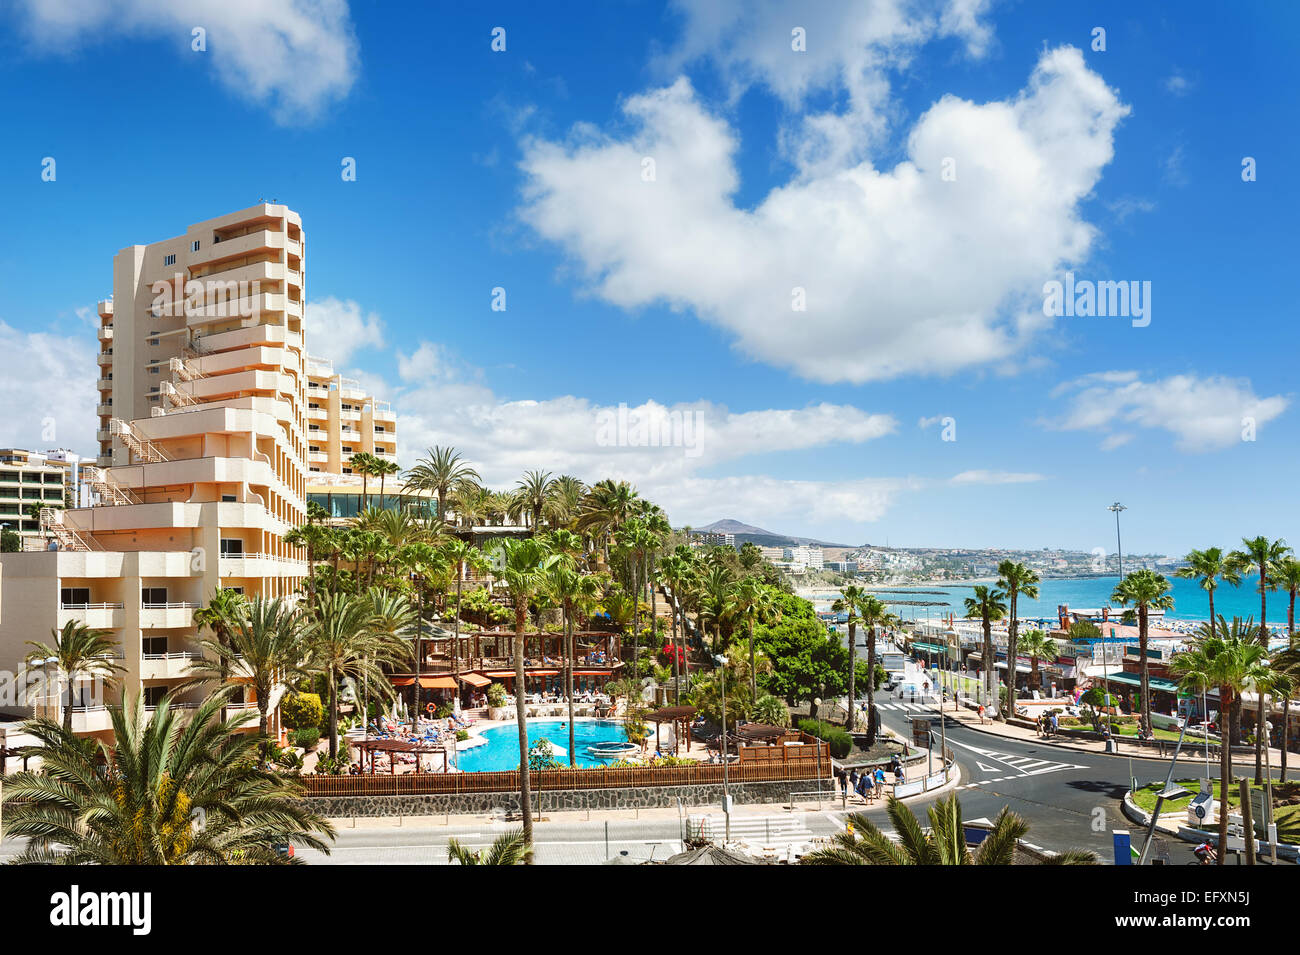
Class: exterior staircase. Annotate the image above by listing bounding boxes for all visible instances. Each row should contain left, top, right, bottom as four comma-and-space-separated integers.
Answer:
82, 466, 140, 506
109, 418, 169, 463
39, 508, 100, 552
159, 380, 199, 408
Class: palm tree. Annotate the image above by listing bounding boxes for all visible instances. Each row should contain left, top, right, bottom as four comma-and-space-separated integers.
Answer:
1228, 536, 1291, 783
447, 829, 530, 865
801, 794, 1096, 865
186, 596, 309, 766
658, 553, 690, 703
398, 543, 441, 730
349, 451, 378, 505
1110, 569, 1175, 736
544, 559, 588, 765
24, 621, 123, 732
371, 456, 402, 509
1274, 556, 1300, 780
1018, 630, 1059, 690
964, 584, 1007, 710
493, 537, 560, 855
441, 537, 487, 703
193, 587, 250, 719
738, 542, 763, 572
996, 561, 1040, 722
285, 522, 335, 611
306, 592, 412, 759
516, 469, 555, 535
0, 689, 335, 864
406, 446, 480, 523
1175, 547, 1241, 639
1171, 618, 1270, 864
858, 600, 895, 743
544, 475, 587, 529
831, 586, 867, 731
578, 479, 640, 566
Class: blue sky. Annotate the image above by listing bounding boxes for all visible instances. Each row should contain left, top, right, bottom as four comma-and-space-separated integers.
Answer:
0, 0, 1296, 554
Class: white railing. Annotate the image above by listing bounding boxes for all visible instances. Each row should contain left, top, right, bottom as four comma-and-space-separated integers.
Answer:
61, 602, 125, 610
143, 651, 200, 660
141, 602, 198, 610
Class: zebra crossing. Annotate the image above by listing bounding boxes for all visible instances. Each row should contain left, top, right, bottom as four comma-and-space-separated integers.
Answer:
946, 738, 1089, 788
875, 701, 942, 713
688, 814, 814, 848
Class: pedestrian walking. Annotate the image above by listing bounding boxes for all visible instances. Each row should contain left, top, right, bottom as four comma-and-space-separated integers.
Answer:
1050, 711, 1059, 737
978, 703, 986, 725
838, 768, 848, 800
893, 763, 905, 788
848, 767, 859, 796
855, 770, 869, 803
874, 766, 886, 800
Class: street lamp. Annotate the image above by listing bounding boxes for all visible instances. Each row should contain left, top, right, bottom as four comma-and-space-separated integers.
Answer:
813, 697, 823, 809
1108, 502, 1127, 579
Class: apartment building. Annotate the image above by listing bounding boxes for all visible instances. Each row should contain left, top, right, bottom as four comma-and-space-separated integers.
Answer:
689, 530, 735, 549
303, 356, 397, 474
0, 449, 84, 540
0, 204, 313, 739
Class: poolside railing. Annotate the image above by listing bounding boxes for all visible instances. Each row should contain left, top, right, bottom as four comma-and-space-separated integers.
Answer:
299, 756, 829, 797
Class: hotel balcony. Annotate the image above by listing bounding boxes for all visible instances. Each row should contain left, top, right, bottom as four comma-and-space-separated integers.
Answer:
339, 409, 361, 422
96, 429, 112, 442
97, 352, 113, 366
194, 324, 301, 354
97, 299, 113, 317
373, 407, 396, 423
218, 552, 307, 578
308, 450, 328, 464
140, 651, 201, 681
97, 377, 113, 392
66, 705, 116, 734
140, 601, 198, 629
190, 228, 285, 267
96, 402, 113, 416
58, 602, 125, 629
98, 325, 113, 341
96, 454, 112, 467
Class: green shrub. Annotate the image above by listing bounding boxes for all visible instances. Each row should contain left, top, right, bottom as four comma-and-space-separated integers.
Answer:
292, 727, 321, 750
797, 718, 852, 758
456, 729, 469, 742
485, 682, 507, 707
280, 692, 325, 730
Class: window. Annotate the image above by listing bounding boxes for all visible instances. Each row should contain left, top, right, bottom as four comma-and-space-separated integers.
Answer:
142, 636, 167, 656
342, 467, 352, 474
219, 538, 243, 556
163, 254, 176, 266
60, 586, 90, 606
141, 586, 168, 605
308, 445, 320, 453
308, 424, 319, 432
148, 339, 159, 346
191, 240, 200, 252
149, 385, 159, 393
310, 467, 320, 473
143, 685, 167, 707
221, 494, 236, 503
374, 426, 386, 433
228, 586, 244, 595
148, 367, 159, 374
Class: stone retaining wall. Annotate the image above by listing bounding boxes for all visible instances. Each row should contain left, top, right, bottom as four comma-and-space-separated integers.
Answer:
309, 777, 831, 818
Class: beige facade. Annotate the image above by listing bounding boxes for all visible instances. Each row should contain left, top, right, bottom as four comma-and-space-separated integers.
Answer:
303, 356, 397, 474
0, 204, 316, 738
0, 449, 81, 539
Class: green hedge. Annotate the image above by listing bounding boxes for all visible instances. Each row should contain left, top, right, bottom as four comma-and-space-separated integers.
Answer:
292, 727, 321, 750
280, 692, 324, 730
797, 718, 853, 758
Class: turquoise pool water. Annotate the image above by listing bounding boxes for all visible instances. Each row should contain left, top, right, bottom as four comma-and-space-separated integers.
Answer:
456, 719, 641, 771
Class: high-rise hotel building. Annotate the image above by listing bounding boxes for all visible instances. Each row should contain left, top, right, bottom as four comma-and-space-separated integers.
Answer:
0, 204, 323, 738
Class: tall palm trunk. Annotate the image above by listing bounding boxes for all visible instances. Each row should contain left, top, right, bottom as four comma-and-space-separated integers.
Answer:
257, 700, 271, 768
453, 566, 463, 709
982, 614, 994, 705
748, 620, 757, 701
1208, 589, 1217, 639
865, 626, 878, 745
846, 620, 857, 731
1002, 590, 1018, 722
566, 599, 575, 767
1138, 604, 1151, 737
63, 668, 74, 733
1257, 564, 1268, 785
1218, 685, 1232, 865
411, 588, 423, 733
670, 590, 681, 705
328, 664, 339, 759
513, 599, 533, 852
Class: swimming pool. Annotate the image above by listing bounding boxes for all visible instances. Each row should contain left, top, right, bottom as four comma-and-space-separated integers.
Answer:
455, 719, 645, 772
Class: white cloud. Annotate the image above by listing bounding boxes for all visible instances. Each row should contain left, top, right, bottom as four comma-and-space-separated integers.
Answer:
304, 297, 384, 367
918, 415, 946, 429
13, 0, 358, 122
519, 45, 1129, 384
1048, 371, 1288, 451
1162, 144, 1188, 186
383, 338, 903, 525
1164, 71, 1193, 96
1107, 196, 1156, 223
0, 321, 98, 454
949, 469, 1046, 485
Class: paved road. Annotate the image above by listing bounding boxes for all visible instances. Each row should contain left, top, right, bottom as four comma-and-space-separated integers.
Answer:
871, 697, 1271, 865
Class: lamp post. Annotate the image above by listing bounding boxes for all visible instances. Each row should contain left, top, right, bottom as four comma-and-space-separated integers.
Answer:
813, 696, 823, 809
1108, 502, 1127, 579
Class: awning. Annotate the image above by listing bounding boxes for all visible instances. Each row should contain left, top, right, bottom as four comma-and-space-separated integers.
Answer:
391, 677, 415, 687
912, 641, 947, 654
483, 670, 516, 678
529, 669, 559, 677
457, 672, 492, 688
572, 670, 612, 676
1100, 671, 1181, 694
421, 676, 457, 690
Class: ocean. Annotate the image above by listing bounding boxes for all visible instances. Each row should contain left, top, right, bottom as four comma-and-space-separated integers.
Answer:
802, 574, 1292, 626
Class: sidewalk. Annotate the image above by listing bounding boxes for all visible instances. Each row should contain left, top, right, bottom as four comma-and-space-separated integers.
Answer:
939, 698, 1289, 765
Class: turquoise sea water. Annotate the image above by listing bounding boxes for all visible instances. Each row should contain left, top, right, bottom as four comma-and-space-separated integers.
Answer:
807, 574, 1289, 625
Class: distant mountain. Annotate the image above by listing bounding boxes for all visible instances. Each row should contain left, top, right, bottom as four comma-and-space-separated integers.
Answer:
691, 519, 851, 549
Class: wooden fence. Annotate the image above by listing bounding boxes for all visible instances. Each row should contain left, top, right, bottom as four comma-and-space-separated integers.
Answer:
299, 758, 827, 797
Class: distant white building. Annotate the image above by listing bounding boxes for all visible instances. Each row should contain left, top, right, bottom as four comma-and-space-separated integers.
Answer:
785, 544, 823, 572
